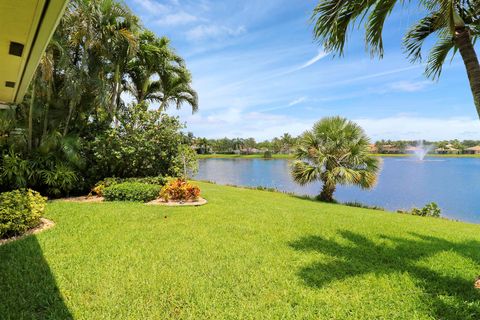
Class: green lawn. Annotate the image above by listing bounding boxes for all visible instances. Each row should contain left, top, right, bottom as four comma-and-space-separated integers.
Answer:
1, 182, 480, 319
197, 153, 292, 159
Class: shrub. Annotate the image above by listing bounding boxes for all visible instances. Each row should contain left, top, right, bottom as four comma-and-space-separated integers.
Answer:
91, 176, 166, 197
127, 176, 167, 186
263, 151, 272, 159
344, 201, 385, 211
0, 189, 47, 239
103, 182, 161, 202
411, 202, 442, 217
160, 179, 200, 202
398, 202, 441, 218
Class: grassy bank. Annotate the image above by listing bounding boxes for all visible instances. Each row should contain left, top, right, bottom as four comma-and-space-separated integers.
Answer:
197, 153, 292, 159
199, 153, 480, 159
1, 182, 479, 319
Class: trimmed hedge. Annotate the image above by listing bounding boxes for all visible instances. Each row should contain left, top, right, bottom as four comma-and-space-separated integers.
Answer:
0, 189, 47, 239
91, 176, 167, 197
103, 182, 161, 202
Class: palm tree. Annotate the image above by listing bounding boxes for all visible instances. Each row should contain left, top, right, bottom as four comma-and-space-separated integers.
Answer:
159, 68, 198, 113
311, 0, 480, 118
280, 133, 295, 153
126, 31, 170, 104
291, 117, 380, 202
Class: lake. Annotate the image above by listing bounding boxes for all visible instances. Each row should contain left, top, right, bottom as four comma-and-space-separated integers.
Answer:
195, 157, 480, 223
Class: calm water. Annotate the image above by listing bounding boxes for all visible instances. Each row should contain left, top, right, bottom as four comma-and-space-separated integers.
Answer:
195, 157, 480, 223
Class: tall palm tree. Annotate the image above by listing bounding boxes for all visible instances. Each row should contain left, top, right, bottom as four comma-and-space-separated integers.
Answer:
126, 32, 173, 104
311, 0, 480, 118
126, 31, 198, 114
159, 68, 198, 113
291, 117, 380, 202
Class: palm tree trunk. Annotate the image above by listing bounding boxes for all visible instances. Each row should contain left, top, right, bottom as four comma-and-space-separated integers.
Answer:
110, 64, 121, 118
159, 100, 167, 111
28, 82, 35, 153
319, 183, 336, 202
455, 27, 480, 119
42, 87, 51, 142
63, 100, 75, 136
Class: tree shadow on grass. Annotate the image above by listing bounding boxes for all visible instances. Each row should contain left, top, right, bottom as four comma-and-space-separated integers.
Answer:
290, 230, 480, 319
0, 236, 72, 319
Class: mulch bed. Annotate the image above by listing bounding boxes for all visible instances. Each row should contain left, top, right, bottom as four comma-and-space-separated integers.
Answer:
59, 195, 207, 206
0, 218, 55, 246
60, 195, 104, 203
146, 197, 207, 206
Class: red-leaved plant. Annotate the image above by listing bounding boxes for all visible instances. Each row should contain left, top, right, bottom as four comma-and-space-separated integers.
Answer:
160, 179, 200, 202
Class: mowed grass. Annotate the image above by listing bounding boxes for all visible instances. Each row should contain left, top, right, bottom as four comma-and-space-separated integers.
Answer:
1, 182, 480, 319
197, 153, 292, 159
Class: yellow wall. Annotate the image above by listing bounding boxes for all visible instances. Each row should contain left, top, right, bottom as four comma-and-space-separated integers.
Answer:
0, 0, 68, 104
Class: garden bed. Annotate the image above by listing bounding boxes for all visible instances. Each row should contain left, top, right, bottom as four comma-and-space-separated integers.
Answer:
60, 196, 104, 203
0, 218, 54, 246
146, 197, 207, 206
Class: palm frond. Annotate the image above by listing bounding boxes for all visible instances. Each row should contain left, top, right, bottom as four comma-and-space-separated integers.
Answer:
403, 12, 445, 62
425, 35, 455, 79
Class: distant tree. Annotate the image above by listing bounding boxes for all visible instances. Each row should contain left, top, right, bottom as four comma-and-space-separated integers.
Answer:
271, 137, 283, 154
243, 138, 257, 154
280, 133, 295, 153
291, 117, 380, 202
196, 138, 210, 154
451, 139, 465, 153
393, 141, 407, 153
232, 138, 244, 152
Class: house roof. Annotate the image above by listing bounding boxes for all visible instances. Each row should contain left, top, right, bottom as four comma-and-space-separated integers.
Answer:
466, 146, 480, 151
405, 146, 420, 151
0, 0, 68, 105
436, 147, 458, 151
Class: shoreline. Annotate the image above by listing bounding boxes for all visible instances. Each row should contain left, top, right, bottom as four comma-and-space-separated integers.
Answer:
198, 153, 480, 159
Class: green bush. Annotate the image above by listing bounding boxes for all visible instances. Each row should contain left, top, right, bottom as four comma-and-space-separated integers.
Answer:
0, 189, 47, 239
263, 151, 272, 159
126, 176, 167, 186
103, 182, 161, 202
411, 202, 442, 217
398, 202, 442, 218
343, 201, 385, 211
91, 176, 166, 197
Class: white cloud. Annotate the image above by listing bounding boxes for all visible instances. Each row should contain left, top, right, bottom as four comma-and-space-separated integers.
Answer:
186, 25, 246, 41
179, 110, 313, 140
297, 51, 328, 70
388, 80, 430, 92
156, 11, 198, 26
355, 116, 480, 141
288, 97, 307, 106
132, 0, 168, 14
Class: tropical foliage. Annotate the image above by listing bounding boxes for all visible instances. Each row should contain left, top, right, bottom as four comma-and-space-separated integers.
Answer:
160, 179, 201, 202
291, 117, 380, 202
0, 189, 46, 239
0, 0, 197, 196
311, 0, 480, 118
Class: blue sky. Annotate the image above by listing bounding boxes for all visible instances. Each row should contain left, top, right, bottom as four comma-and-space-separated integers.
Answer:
126, 0, 480, 141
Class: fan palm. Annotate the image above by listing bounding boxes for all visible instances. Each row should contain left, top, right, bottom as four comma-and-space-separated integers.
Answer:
291, 117, 380, 202
312, 0, 480, 118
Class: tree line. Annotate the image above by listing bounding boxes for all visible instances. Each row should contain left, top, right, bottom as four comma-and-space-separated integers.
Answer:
188, 134, 480, 155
